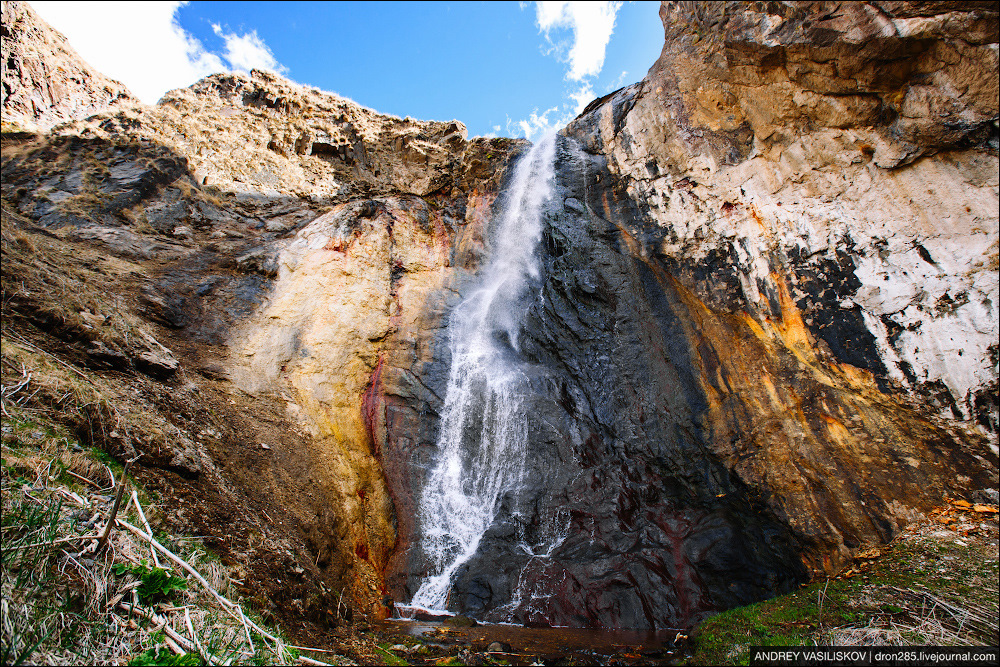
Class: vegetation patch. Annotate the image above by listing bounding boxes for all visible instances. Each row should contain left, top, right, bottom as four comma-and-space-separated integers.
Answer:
687, 506, 1000, 665
0, 399, 344, 665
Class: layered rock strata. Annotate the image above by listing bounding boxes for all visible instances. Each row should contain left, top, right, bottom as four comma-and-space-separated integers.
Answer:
2, 2, 523, 619
566, 0, 999, 442
378, 0, 1000, 628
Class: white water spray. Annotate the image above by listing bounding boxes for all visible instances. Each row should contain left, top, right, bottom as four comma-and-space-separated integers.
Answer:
408, 133, 558, 612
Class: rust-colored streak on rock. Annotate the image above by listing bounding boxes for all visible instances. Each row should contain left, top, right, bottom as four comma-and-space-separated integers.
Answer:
771, 272, 815, 358
362, 353, 386, 453
658, 268, 995, 576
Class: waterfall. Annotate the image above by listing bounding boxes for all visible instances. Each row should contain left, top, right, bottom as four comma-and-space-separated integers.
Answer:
408, 133, 558, 612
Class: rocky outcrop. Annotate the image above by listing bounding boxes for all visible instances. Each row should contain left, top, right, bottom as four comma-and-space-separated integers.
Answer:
227, 189, 509, 615
383, 131, 996, 630
1, 1, 134, 130
2, 18, 524, 621
376, 0, 999, 629
447, 0, 1000, 628
58, 69, 480, 200
565, 0, 999, 443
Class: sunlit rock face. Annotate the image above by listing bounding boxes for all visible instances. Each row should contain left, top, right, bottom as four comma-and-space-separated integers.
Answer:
55, 69, 477, 201
564, 0, 999, 444
6, 0, 996, 632
3, 3, 526, 617
1, 1, 134, 130
384, 134, 995, 630
228, 191, 501, 613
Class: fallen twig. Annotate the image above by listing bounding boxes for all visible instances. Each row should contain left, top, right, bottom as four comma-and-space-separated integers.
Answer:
2, 533, 99, 552
113, 518, 282, 649
185, 606, 212, 666
65, 469, 102, 489
129, 490, 163, 568
95, 458, 134, 555
55, 487, 89, 506
119, 603, 199, 656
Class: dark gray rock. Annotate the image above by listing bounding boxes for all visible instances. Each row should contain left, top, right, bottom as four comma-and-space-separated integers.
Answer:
235, 246, 281, 278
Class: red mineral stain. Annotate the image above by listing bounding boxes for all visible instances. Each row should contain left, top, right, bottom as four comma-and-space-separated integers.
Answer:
362, 354, 385, 451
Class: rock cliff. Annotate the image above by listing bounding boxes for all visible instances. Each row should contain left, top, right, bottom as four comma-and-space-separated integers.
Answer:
1, 0, 134, 130
2, 0, 997, 634
566, 0, 999, 439
2, 0, 523, 623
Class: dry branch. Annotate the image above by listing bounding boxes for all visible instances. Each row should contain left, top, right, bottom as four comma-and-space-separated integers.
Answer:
114, 519, 281, 644
65, 469, 102, 489
129, 490, 162, 568
95, 459, 133, 555
2, 533, 99, 552
118, 603, 199, 657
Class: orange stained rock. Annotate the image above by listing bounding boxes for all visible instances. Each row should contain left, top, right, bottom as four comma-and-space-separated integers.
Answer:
835, 362, 880, 393
771, 273, 815, 359
818, 411, 853, 447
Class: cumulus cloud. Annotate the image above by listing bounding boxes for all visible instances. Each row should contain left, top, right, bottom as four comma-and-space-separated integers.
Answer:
568, 83, 594, 115
212, 23, 286, 74
30, 1, 285, 105
535, 1, 621, 82
509, 2, 621, 139
505, 105, 574, 141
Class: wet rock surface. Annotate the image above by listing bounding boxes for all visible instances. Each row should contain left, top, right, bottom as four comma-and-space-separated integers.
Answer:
385, 136, 996, 630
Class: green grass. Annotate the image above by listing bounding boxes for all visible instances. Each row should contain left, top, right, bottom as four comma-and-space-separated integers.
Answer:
687, 527, 1000, 665
1, 400, 318, 666
375, 644, 410, 666
128, 645, 202, 666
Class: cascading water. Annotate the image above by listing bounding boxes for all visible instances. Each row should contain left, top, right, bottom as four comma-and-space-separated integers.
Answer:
407, 133, 558, 613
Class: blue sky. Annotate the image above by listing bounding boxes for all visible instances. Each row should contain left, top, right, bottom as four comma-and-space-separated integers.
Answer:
31, 1, 662, 139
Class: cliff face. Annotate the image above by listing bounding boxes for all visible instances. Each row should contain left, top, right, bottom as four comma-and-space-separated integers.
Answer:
566, 1, 999, 439
1, 0, 523, 621
2, 0, 997, 633
1, 0, 134, 130
458, 0, 997, 627
382, 0, 998, 627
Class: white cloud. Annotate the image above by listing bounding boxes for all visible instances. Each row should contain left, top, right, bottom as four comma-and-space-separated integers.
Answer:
508, 2, 621, 139
535, 1, 621, 82
506, 106, 576, 141
606, 70, 629, 92
568, 83, 594, 115
212, 23, 286, 74
30, 1, 285, 105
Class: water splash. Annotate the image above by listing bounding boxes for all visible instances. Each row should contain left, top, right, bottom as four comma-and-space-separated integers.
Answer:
409, 133, 558, 612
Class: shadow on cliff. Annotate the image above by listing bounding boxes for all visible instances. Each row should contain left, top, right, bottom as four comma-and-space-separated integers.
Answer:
0, 128, 382, 637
